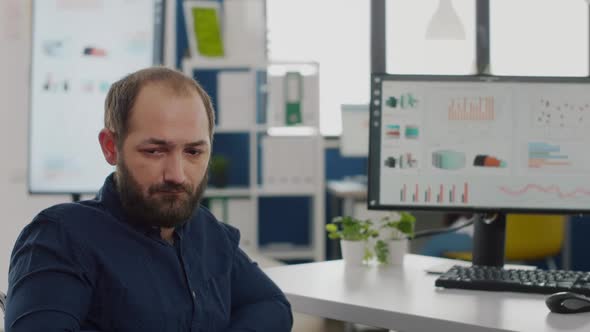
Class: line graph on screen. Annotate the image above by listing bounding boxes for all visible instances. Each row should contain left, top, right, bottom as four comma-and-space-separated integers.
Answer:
498, 184, 590, 200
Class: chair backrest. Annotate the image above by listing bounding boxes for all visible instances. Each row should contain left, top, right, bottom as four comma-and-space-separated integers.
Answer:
443, 214, 566, 262
504, 214, 565, 261
0, 290, 5, 314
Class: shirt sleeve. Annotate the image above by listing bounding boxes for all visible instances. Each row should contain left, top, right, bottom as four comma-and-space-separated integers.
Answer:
223, 228, 293, 332
5, 214, 94, 332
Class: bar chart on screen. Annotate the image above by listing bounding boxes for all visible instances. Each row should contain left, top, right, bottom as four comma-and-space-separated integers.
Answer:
447, 96, 495, 121
399, 182, 469, 204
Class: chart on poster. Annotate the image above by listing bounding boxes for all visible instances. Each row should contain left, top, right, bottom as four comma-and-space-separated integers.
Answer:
29, 0, 164, 194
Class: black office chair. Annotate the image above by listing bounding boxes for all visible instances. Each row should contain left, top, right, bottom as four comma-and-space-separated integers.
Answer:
1, 290, 5, 313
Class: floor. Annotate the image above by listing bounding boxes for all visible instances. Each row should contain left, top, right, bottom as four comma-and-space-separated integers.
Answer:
292, 314, 345, 332
292, 313, 388, 332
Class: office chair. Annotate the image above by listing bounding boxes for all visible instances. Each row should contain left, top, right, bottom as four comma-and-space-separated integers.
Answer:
444, 214, 566, 269
0, 290, 5, 314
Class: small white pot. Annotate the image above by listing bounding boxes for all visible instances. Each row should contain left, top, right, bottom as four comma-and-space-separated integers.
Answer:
340, 240, 367, 266
386, 238, 408, 265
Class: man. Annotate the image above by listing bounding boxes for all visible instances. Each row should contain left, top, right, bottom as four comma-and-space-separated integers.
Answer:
5, 67, 293, 331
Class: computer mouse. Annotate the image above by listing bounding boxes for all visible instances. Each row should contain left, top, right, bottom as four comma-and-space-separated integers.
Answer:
546, 292, 590, 314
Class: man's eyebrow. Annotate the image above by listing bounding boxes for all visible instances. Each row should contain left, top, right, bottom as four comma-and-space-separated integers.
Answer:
140, 138, 172, 146
185, 140, 209, 147
139, 138, 209, 147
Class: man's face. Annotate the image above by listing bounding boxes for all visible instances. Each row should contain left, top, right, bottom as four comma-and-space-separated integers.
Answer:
115, 83, 211, 228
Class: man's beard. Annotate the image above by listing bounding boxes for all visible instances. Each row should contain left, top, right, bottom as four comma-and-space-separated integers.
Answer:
115, 159, 208, 229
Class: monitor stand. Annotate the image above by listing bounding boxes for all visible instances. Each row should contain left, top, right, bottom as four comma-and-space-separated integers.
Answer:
472, 212, 506, 267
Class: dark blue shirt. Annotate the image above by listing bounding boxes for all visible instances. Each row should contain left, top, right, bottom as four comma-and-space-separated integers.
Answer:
5, 175, 292, 332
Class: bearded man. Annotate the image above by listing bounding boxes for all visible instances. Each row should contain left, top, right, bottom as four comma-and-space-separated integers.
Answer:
4, 67, 292, 332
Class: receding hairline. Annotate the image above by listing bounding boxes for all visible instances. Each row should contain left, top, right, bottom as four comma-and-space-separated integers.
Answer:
127, 81, 209, 128
104, 66, 216, 146
136, 79, 201, 98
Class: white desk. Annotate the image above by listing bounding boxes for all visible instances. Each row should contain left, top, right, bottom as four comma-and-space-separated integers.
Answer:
265, 254, 590, 332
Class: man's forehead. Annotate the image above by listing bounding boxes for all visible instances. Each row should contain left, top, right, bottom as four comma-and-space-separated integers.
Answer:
134, 83, 201, 108
140, 80, 197, 96
129, 85, 206, 122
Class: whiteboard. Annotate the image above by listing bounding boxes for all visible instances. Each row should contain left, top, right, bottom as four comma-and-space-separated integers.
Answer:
369, 75, 590, 213
28, 0, 164, 194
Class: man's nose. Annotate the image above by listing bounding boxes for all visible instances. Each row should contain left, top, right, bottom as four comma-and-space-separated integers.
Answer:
163, 154, 186, 184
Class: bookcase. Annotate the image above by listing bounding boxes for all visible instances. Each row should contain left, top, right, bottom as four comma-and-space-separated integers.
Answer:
179, 0, 325, 261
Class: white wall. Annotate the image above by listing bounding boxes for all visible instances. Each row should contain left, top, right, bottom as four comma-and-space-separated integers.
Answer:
0, 0, 76, 292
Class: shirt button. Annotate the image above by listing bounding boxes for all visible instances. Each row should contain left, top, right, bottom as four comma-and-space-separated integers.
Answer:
192, 290, 196, 299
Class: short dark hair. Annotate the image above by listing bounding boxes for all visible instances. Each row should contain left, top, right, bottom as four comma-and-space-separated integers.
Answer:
104, 67, 215, 147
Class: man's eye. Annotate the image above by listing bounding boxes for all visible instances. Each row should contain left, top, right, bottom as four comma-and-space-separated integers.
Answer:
143, 149, 162, 155
186, 149, 201, 156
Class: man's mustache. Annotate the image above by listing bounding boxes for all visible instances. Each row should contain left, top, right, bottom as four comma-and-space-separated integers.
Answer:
148, 182, 192, 195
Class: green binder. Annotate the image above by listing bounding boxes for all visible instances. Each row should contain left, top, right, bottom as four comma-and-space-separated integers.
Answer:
192, 7, 224, 57
285, 71, 303, 125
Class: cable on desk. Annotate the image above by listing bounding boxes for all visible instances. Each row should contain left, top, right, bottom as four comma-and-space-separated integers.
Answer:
412, 218, 475, 239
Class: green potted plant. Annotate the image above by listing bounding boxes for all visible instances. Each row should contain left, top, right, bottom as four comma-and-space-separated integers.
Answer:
326, 216, 379, 265
374, 212, 416, 265
209, 155, 230, 188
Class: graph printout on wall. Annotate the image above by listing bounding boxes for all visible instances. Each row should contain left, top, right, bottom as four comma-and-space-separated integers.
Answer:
29, 0, 163, 194
370, 75, 590, 212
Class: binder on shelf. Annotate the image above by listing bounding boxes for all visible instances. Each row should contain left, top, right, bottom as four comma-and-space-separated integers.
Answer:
183, 0, 225, 58
183, 0, 266, 66
285, 72, 303, 125
267, 63, 319, 127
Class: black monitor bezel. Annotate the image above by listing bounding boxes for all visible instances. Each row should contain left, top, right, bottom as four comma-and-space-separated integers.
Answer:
368, 73, 590, 216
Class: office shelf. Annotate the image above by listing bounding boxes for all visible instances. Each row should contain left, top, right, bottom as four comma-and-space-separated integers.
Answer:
214, 127, 252, 134
205, 187, 252, 198
181, 1, 324, 262
255, 187, 318, 197
182, 57, 266, 70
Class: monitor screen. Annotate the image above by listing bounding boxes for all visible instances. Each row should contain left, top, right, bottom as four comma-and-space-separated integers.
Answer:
29, 0, 164, 194
368, 74, 590, 214
340, 104, 369, 157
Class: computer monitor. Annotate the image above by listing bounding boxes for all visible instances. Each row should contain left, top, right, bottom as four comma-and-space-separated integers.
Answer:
340, 104, 369, 157
368, 74, 590, 266
28, 0, 165, 195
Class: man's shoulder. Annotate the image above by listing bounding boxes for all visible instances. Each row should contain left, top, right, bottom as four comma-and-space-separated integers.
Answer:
38, 199, 104, 219
14, 201, 109, 259
32, 200, 110, 232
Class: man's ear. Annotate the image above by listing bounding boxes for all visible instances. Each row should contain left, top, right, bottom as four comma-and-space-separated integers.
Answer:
98, 128, 118, 166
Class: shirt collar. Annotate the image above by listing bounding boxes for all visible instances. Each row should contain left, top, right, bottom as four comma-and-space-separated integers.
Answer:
96, 173, 190, 238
